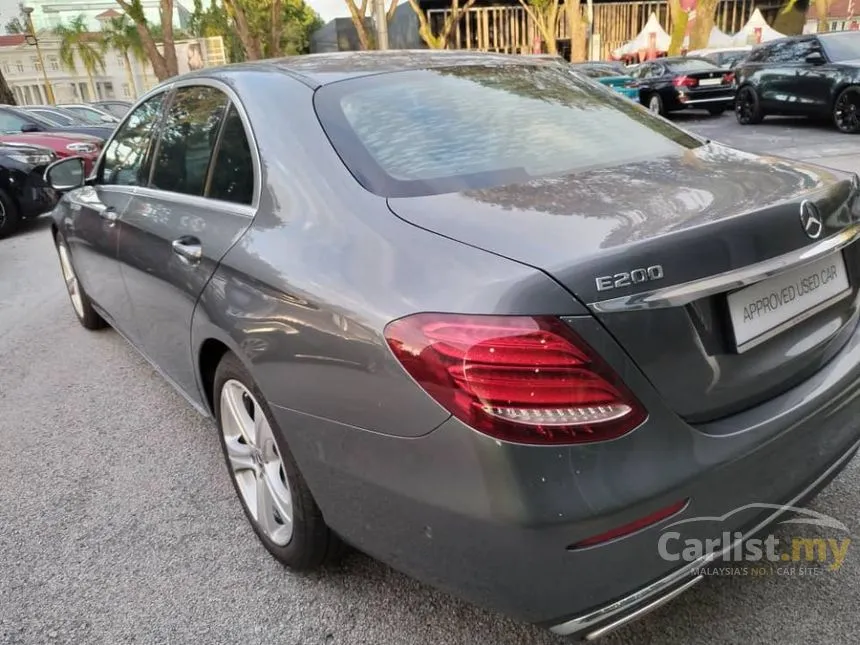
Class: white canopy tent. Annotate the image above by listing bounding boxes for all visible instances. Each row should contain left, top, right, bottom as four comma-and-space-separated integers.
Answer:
731, 9, 786, 46
683, 25, 735, 50
613, 13, 672, 57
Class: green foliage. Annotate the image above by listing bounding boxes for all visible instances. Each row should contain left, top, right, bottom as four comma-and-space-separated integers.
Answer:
4, 3, 27, 35
189, 0, 244, 61
189, 0, 322, 60
102, 15, 146, 62
54, 14, 106, 75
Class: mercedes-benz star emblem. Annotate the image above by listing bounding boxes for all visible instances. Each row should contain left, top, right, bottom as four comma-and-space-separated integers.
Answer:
800, 200, 823, 240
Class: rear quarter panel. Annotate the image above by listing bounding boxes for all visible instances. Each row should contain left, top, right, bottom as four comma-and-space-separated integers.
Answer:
190, 71, 588, 438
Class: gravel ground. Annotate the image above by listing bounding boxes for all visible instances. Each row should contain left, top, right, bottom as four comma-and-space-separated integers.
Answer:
2, 116, 860, 645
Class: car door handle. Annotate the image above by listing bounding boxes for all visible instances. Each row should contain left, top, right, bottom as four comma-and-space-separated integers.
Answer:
100, 206, 118, 225
171, 237, 202, 264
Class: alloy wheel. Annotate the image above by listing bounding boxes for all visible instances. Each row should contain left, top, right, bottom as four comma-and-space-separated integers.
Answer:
735, 88, 754, 123
648, 96, 661, 114
834, 88, 860, 134
220, 379, 293, 546
57, 242, 85, 319
0, 200, 6, 231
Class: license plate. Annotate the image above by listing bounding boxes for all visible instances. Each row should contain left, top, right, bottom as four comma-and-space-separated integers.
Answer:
727, 253, 851, 353
698, 78, 723, 86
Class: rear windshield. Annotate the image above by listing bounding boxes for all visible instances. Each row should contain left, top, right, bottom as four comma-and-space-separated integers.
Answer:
315, 64, 704, 198
667, 58, 720, 72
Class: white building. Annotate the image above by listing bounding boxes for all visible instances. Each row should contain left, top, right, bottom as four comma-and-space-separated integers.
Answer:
24, 0, 192, 32
0, 30, 227, 105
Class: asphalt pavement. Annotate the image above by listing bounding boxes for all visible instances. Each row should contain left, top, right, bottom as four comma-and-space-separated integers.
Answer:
2, 114, 860, 645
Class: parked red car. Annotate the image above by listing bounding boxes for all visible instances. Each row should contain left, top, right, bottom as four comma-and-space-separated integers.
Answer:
0, 132, 102, 174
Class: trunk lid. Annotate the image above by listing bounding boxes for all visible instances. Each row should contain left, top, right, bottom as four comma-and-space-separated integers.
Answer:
387, 143, 860, 422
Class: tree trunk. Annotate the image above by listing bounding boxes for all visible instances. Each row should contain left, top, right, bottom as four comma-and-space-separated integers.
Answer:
519, 0, 560, 54
814, 0, 831, 31
269, 0, 284, 57
667, 0, 688, 55
223, 0, 264, 59
568, 0, 588, 61
690, 0, 719, 50
410, 0, 476, 49
123, 52, 138, 98
86, 69, 98, 101
116, 0, 171, 80
0, 70, 16, 105
159, 0, 178, 77
345, 0, 373, 50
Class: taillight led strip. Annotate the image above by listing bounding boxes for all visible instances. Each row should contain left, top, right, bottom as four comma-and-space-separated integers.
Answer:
384, 314, 646, 445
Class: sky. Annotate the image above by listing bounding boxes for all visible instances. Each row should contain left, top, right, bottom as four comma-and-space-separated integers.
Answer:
0, 0, 352, 28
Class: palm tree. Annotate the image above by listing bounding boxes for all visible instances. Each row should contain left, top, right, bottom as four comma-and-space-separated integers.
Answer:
102, 15, 141, 98
54, 15, 106, 102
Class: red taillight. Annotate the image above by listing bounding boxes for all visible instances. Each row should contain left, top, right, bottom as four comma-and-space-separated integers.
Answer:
672, 75, 698, 88
722, 72, 735, 85
384, 314, 646, 445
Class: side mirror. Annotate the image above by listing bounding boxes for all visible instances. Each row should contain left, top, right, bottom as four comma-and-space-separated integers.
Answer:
45, 156, 86, 191
21, 123, 40, 133
806, 51, 825, 64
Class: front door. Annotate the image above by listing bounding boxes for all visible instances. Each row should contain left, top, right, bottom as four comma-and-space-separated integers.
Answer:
117, 84, 257, 404
64, 92, 167, 333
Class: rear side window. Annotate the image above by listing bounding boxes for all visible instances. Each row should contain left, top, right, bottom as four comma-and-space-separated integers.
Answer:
206, 105, 254, 205
150, 85, 229, 196
315, 65, 703, 198
745, 46, 770, 63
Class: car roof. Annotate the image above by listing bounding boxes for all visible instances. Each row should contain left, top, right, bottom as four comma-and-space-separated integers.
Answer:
182, 50, 566, 89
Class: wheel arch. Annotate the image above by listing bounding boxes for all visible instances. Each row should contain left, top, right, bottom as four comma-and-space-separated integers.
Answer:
831, 82, 860, 110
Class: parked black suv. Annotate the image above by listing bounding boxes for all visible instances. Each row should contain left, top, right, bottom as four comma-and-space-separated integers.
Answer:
734, 30, 860, 133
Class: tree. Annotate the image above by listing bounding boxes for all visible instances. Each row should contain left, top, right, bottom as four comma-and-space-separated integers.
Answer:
689, 0, 720, 50
343, 0, 397, 50
55, 15, 106, 101
0, 72, 15, 104
813, 0, 831, 32
189, 0, 244, 62
773, 0, 809, 35
518, 0, 561, 54
408, 0, 476, 49
102, 15, 140, 98
4, 2, 26, 35
114, 0, 178, 81
567, 0, 588, 61
215, 0, 322, 60
667, 0, 689, 55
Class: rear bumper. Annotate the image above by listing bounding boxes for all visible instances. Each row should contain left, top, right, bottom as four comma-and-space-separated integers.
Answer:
549, 437, 859, 639
271, 316, 860, 632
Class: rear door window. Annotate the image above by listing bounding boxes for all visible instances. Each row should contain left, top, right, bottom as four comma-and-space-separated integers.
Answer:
315, 64, 704, 198
205, 104, 255, 206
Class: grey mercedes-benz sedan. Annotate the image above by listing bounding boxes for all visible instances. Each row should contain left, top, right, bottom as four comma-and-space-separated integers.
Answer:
46, 51, 860, 639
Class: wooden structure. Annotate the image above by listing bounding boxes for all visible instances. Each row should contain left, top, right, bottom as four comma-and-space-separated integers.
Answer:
425, 0, 783, 60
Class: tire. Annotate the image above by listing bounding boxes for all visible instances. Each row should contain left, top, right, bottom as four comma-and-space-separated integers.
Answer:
646, 93, 665, 116
0, 188, 20, 239
735, 86, 764, 125
214, 352, 343, 570
707, 106, 725, 116
833, 85, 860, 134
53, 234, 107, 330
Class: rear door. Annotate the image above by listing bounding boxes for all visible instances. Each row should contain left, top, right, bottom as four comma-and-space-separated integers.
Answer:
116, 82, 257, 403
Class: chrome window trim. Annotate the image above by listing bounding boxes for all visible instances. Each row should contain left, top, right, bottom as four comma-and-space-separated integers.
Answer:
589, 223, 860, 313
90, 75, 262, 216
